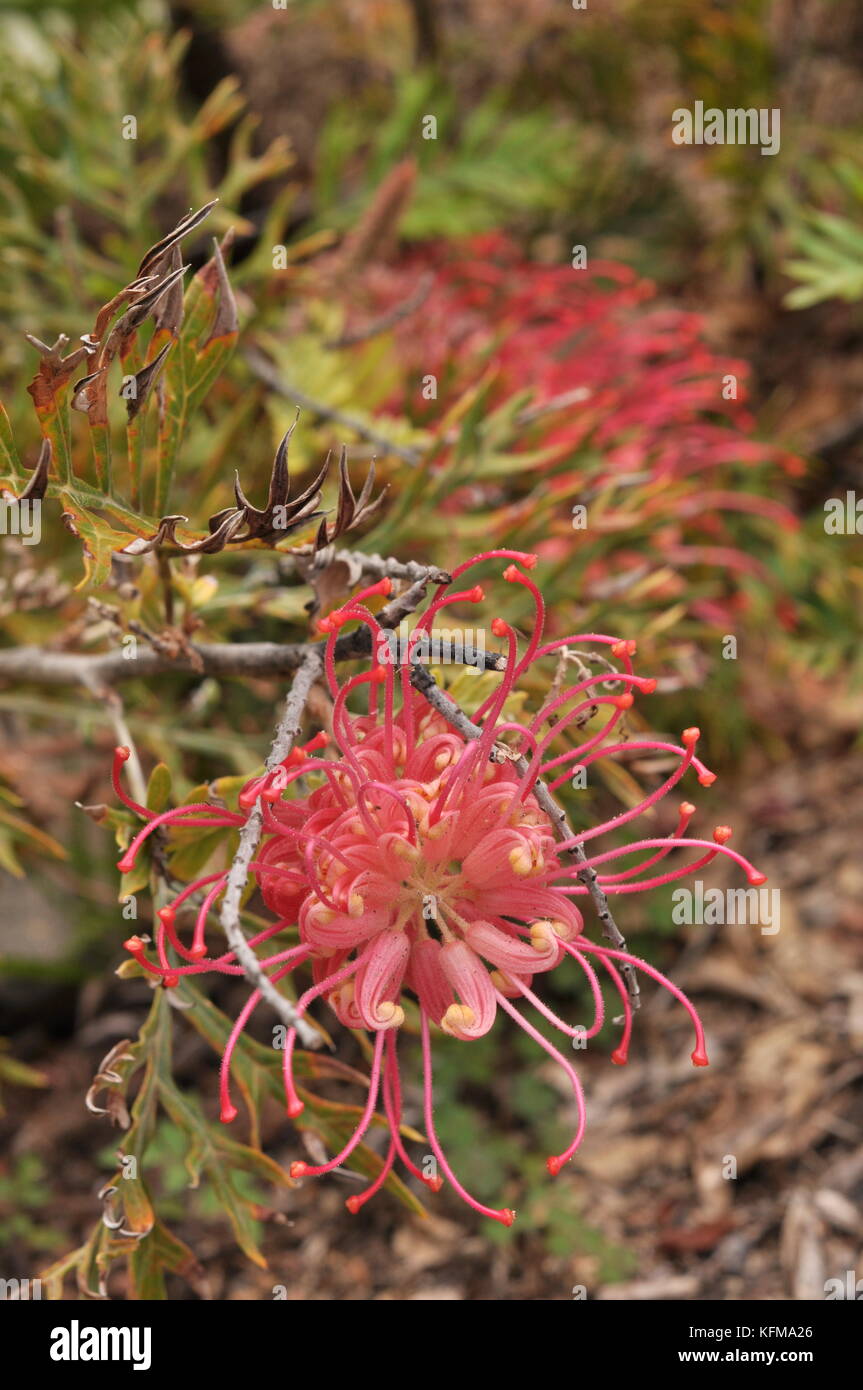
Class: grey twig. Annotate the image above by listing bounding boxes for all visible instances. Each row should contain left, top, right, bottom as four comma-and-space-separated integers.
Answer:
0, 565, 504, 688
243, 347, 423, 466
283, 545, 452, 588
409, 664, 640, 1006
0, 641, 314, 687
218, 650, 325, 1048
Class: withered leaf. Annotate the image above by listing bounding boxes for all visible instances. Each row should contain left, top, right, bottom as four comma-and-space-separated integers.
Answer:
71, 365, 109, 414
230, 423, 329, 543
314, 448, 385, 549
26, 335, 95, 413
8, 437, 52, 502
121, 508, 247, 557
121, 341, 173, 422
104, 261, 190, 362
152, 244, 184, 338
136, 199, 218, 280
201, 234, 238, 344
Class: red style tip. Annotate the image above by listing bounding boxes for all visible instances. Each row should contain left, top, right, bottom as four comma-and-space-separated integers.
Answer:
368, 578, 392, 598
691, 1048, 709, 1067
289, 1161, 309, 1178
713, 825, 733, 844
425, 1175, 444, 1194
546, 1156, 564, 1177
698, 771, 717, 787
611, 639, 637, 658
345, 1196, 362, 1215
611, 1047, 629, 1066
187, 943, 208, 960
305, 731, 329, 752
614, 693, 634, 710
157, 906, 176, 926
163, 973, 179, 989
466, 585, 484, 602
641, 678, 658, 694
520, 553, 538, 569
286, 1100, 305, 1119
491, 617, 509, 637
114, 746, 131, 762
370, 665, 387, 683
679, 802, 696, 817
682, 726, 700, 747
497, 1208, 516, 1227
748, 871, 768, 886
220, 1104, 238, 1124
502, 565, 521, 582
123, 936, 145, 955
116, 855, 135, 874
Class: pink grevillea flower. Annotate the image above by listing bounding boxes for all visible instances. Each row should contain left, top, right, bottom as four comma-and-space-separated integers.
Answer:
114, 550, 766, 1225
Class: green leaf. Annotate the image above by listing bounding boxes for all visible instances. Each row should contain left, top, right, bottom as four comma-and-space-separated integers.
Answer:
129, 1217, 209, 1300
178, 981, 425, 1216
58, 490, 139, 589
0, 804, 68, 863
0, 401, 22, 480
145, 762, 172, 815
167, 824, 234, 881
156, 1074, 283, 1267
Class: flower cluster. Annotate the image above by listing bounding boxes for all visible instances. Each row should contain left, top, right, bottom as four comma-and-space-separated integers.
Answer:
115, 551, 765, 1224
370, 234, 801, 481
358, 236, 802, 629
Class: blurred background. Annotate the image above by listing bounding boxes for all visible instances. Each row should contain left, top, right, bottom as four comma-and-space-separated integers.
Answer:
0, 0, 861, 1300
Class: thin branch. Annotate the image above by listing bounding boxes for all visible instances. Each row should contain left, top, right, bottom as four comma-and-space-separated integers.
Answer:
438, 386, 593, 447
243, 347, 423, 466
323, 272, 434, 350
409, 664, 640, 1006
219, 650, 325, 1048
282, 545, 452, 587
808, 399, 863, 457
80, 677, 182, 892
0, 641, 310, 687
0, 636, 504, 690
514, 386, 592, 426
87, 683, 147, 807
0, 568, 504, 689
